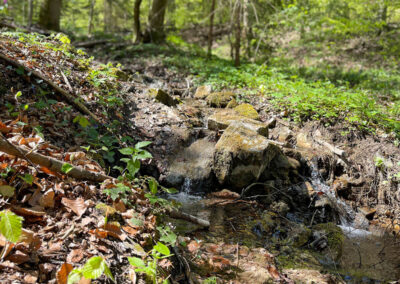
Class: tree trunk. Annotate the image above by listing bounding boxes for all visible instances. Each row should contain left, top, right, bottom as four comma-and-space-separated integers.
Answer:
207, 0, 217, 58
103, 0, 112, 33
39, 0, 62, 31
133, 0, 143, 42
143, 0, 168, 43
234, 0, 241, 67
28, 0, 34, 29
88, 0, 95, 35
243, 0, 251, 58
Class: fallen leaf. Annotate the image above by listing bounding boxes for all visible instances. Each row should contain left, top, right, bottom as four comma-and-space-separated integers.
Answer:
104, 223, 127, 241
267, 265, 280, 280
6, 250, 30, 264
40, 166, 59, 176
56, 263, 73, 284
19, 229, 42, 250
122, 226, 139, 237
40, 189, 55, 208
67, 249, 84, 263
62, 197, 87, 217
12, 206, 46, 217
23, 271, 38, 284
187, 241, 201, 253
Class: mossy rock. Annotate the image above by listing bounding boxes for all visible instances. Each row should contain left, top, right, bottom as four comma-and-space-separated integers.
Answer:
148, 88, 177, 107
234, 103, 259, 120
312, 222, 344, 260
206, 91, 235, 107
194, 85, 212, 99
226, 98, 238, 109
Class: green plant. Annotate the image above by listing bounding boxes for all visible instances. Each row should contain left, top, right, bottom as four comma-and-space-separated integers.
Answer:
118, 141, 153, 180
374, 156, 385, 168
203, 276, 217, 284
67, 256, 114, 284
128, 242, 172, 284
0, 210, 23, 243
103, 183, 132, 205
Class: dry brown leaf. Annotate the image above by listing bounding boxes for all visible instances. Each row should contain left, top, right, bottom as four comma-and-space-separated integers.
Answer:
104, 223, 127, 241
122, 226, 139, 237
187, 241, 201, 254
113, 200, 126, 213
267, 265, 280, 280
89, 229, 108, 239
19, 229, 42, 250
78, 277, 91, 284
61, 197, 87, 217
40, 189, 55, 208
67, 249, 84, 263
56, 263, 73, 284
6, 250, 30, 264
23, 271, 38, 284
128, 268, 137, 284
13, 206, 46, 217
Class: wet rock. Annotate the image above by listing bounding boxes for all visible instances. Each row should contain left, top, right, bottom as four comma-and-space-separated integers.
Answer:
213, 121, 280, 189
312, 222, 344, 261
206, 92, 235, 107
233, 103, 259, 120
353, 212, 369, 230
207, 109, 268, 137
147, 88, 177, 106
261, 154, 300, 183
358, 207, 376, 220
164, 138, 215, 191
194, 85, 212, 99
226, 98, 238, 108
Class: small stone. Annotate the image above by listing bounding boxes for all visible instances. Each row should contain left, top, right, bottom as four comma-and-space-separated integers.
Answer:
206, 91, 235, 107
148, 88, 177, 106
194, 85, 212, 99
234, 103, 260, 120
278, 126, 293, 143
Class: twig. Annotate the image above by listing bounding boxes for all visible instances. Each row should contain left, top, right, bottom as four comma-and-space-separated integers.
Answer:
313, 137, 346, 158
167, 209, 210, 227
60, 70, 74, 94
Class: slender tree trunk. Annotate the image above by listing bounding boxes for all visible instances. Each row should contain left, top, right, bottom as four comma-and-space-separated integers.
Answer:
143, 0, 168, 43
133, 0, 143, 42
234, 0, 241, 67
39, 0, 62, 31
207, 0, 217, 58
88, 0, 95, 35
243, 0, 251, 58
28, 0, 34, 29
103, 0, 112, 33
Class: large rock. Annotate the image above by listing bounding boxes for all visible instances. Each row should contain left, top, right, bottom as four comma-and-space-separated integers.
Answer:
233, 103, 259, 120
207, 109, 268, 137
164, 138, 215, 191
206, 92, 235, 107
213, 121, 281, 189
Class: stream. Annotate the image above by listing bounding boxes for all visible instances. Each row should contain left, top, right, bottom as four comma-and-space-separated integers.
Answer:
167, 165, 400, 283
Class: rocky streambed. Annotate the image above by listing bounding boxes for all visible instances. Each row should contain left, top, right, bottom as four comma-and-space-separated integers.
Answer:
121, 84, 400, 283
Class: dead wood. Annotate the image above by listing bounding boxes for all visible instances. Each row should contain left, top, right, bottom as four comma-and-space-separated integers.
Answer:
0, 136, 111, 182
0, 51, 101, 124
167, 209, 210, 227
313, 137, 346, 158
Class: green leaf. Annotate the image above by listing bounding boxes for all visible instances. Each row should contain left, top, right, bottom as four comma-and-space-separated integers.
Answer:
136, 150, 153, 160
81, 256, 108, 280
78, 116, 90, 128
119, 147, 134, 155
135, 141, 152, 149
160, 232, 177, 246
20, 174, 33, 185
148, 178, 158, 195
15, 91, 22, 99
127, 159, 140, 177
61, 163, 74, 174
0, 210, 23, 243
128, 257, 146, 268
67, 269, 82, 284
0, 185, 15, 197
103, 263, 115, 282
129, 217, 144, 227
153, 242, 170, 256
162, 187, 178, 194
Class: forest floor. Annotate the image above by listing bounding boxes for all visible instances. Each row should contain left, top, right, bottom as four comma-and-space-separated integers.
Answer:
0, 29, 399, 284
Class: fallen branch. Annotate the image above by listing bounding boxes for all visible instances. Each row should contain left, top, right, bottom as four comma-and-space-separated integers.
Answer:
0, 52, 101, 124
167, 209, 210, 227
0, 136, 111, 182
313, 137, 346, 158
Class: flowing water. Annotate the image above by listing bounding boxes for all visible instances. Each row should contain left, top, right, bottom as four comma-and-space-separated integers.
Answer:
167, 161, 400, 282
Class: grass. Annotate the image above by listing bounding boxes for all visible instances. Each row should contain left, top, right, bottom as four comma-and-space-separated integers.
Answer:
108, 36, 399, 138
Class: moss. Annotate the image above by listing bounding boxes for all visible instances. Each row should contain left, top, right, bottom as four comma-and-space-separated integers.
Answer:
226, 98, 238, 108
312, 222, 344, 260
206, 92, 235, 107
234, 103, 259, 120
148, 88, 177, 106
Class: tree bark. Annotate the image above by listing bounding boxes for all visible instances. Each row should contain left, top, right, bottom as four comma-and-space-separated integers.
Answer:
234, 0, 241, 67
28, 0, 34, 29
88, 0, 95, 35
103, 0, 112, 33
39, 0, 62, 31
143, 0, 168, 43
0, 136, 111, 182
207, 0, 217, 58
133, 0, 143, 43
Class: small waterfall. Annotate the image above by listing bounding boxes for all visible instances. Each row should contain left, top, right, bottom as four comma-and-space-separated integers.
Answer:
310, 164, 355, 226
